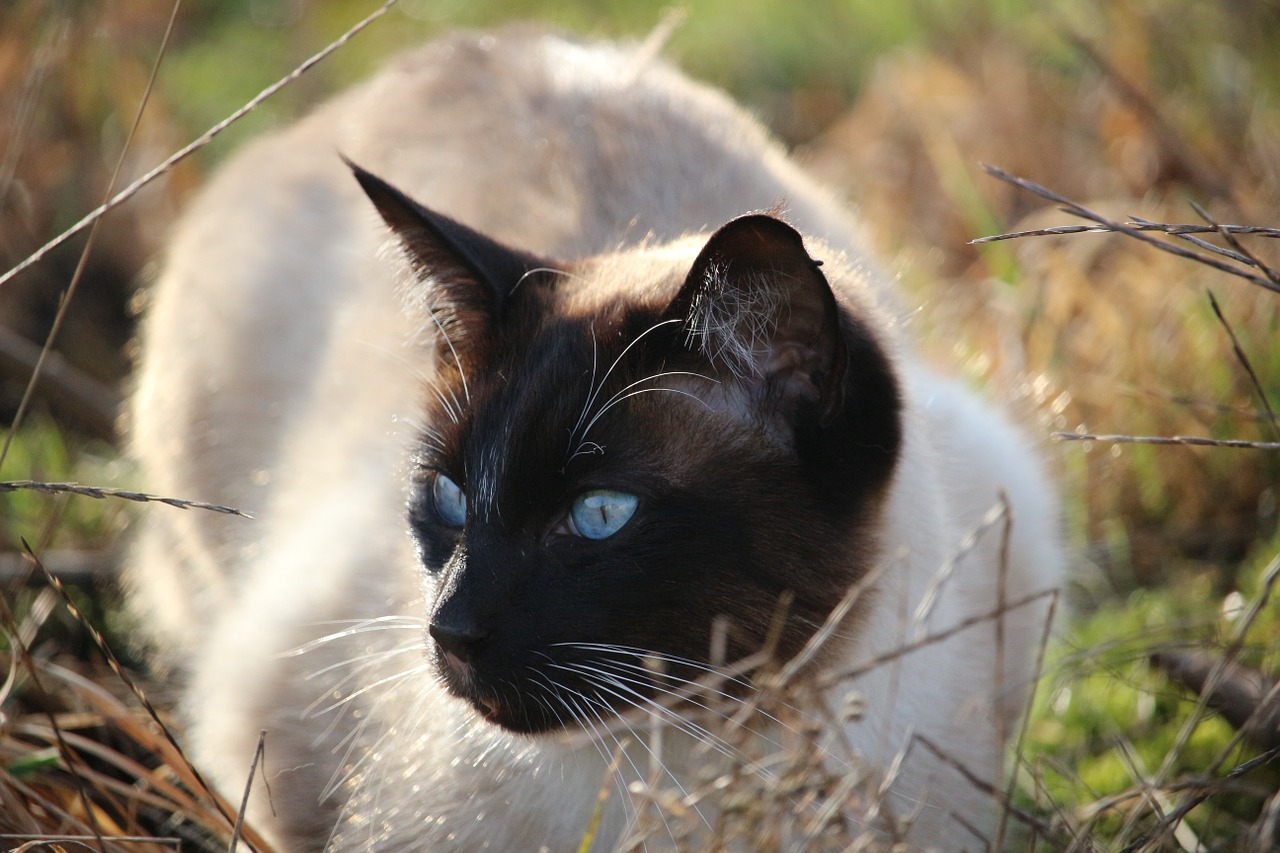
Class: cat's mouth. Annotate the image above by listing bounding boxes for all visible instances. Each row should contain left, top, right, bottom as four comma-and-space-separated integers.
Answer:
436, 650, 512, 726
457, 686, 499, 721
457, 683, 520, 728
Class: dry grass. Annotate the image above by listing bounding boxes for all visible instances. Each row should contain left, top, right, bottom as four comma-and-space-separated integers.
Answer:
802, 8, 1280, 582
3, 2, 1280, 851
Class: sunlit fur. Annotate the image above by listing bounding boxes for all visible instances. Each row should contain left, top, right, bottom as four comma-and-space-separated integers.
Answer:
128, 26, 1063, 852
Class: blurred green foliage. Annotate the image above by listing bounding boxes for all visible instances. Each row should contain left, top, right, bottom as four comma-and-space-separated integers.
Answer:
0, 416, 124, 554
151, 0, 1053, 157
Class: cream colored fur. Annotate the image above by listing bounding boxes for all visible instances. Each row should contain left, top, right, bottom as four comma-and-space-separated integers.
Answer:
128, 27, 1063, 851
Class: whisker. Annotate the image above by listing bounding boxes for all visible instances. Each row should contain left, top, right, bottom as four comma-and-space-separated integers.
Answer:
572, 688, 687, 845
577, 371, 717, 447
569, 317, 683, 449
525, 667, 632, 815
320, 653, 446, 803
546, 694, 654, 836
552, 657, 743, 731
555, 642, 753, 684
551, 643, 839, 767
320, 698, 382, 799
423, 375, 461, 425
555, 679, 647, 788
509, 265, 578, 296
418, 424, 448, 454
304, 643, 428, 682
551, 661, 742, 767
567, 440, 606, 463
286, 616, 424, 655
311, 662, 433, 715
355, 339, 462, 424
568, 324, 600, 443
423, 304, 471, 404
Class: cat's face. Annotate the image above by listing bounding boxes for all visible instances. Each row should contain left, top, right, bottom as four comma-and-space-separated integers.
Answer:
354, 164, 902, 735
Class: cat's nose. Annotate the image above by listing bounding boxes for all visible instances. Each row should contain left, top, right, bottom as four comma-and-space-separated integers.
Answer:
429, 618, 490, 662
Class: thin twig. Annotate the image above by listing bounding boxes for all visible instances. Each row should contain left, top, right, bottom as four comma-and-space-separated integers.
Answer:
1206, 291, 1280, 438
26, 543, 269, 852
1000, 588, 1061, 853
1115, 748, 1280, 853
1053, 432, 1280, 451
227, 731, 270, 853
0, 327, 120, 442
0, 569, 107, 853
1135, 555, 1280, 849
1, 838, 180, 850
914, 734, 1066, 845
1143, 217, 1259, 266
913, 498, 1010, 640
0, 0, 399, 296
0, 0, 181, 471
972, 221, 1280, 244
972, 166, 1280, 294
1193, 201, 1280, 286
819, 588, 1058, 686
0, 480, 251, 517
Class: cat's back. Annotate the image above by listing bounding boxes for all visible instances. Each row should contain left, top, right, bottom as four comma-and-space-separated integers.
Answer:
171, 26, 861, 262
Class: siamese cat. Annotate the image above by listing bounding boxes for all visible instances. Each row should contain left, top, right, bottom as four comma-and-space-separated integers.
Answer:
128, 26, 1063, 852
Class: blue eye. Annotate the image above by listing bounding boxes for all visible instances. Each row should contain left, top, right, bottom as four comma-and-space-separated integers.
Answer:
568, 490, 637, 540
432, 473, 467, 527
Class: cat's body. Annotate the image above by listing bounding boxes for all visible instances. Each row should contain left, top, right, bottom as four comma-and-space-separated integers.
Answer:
129, 27, 1062, 851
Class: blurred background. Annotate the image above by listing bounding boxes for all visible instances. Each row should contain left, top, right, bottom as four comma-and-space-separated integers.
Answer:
2, 0, 1278, 847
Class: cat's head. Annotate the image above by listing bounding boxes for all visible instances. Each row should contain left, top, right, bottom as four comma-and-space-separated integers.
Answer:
353, 163, 902, 735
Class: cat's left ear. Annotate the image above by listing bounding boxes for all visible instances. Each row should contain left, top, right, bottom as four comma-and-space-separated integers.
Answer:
665, 214, 847, 423
349, 159, 553, 355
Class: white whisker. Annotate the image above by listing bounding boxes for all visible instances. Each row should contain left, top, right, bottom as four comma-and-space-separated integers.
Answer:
509, 265, 578, 296
286, 616, 424, 656
567, 440, 606, 462
304, 643, 428, 682
548, 660, 744, 768
550, 642, 836, 767
312, 662, 433, 715
423, 304, 471, 404
568, 317, 683, 453
552, 642, 752, 683
577, 370, 716, 447
568, 324, 600, 442
570, 687, 685, 846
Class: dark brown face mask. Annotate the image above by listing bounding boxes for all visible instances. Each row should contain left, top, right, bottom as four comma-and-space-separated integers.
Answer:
356, 163, 903, 734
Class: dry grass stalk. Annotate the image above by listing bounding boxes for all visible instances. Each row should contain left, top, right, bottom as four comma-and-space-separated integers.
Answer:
0, 1, 401, 295
0, 482, 249, 517
1, 547, 278, 852
973, 165, 1280, 295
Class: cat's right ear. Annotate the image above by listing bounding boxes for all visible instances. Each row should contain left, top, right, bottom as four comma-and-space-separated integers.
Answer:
664, 214, 849, 426
348, 159, 548, 355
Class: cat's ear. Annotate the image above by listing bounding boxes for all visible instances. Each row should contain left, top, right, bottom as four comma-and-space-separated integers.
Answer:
348, 159, 548, 349
666, 214, 848, 424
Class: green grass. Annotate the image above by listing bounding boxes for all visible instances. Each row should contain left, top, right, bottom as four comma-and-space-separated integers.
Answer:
1022, 542, 1280, 847
152, 0, 1052, 161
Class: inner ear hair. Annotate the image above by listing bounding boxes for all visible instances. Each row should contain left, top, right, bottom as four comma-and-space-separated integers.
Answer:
669, 215, 847, 418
